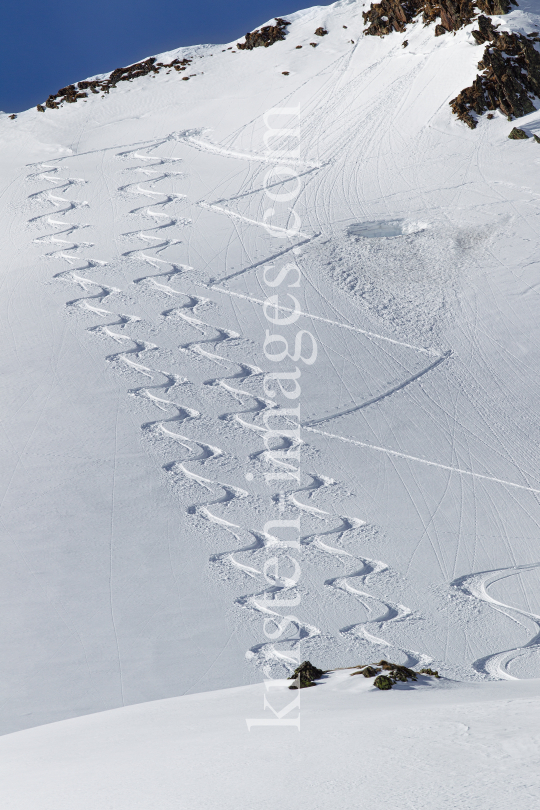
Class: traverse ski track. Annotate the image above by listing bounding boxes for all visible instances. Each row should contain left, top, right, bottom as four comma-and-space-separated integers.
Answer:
303, 350, 452, 427
452, 564, 540, 680
197, 201, 313, 240
178, 131, 324, 169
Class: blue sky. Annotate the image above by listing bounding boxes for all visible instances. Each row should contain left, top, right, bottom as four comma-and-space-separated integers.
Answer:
1, 1, 333, 113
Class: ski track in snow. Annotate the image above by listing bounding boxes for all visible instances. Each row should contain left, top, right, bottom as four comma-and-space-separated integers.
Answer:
25, 140, 458, 680
452, 564, 540, 680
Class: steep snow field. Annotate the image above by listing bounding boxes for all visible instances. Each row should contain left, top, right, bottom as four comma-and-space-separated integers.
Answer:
2, 0, 540, 739
1, 673, 540, 809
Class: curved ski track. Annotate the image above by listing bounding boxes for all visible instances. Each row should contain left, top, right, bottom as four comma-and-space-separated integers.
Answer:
452, 563, 540, 679
26, 139, 442, 681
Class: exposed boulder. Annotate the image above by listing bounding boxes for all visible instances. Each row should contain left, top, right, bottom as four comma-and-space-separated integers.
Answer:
374, 674, 394, 690
315, 27, 328, 36
508, 126, 529, 138
288, 660, 325, 689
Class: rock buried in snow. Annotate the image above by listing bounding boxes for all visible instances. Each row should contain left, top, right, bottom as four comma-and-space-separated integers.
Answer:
288, 660, 325, 689
419, 667, 440, 678
350, 665, 382, 677
508, 127, 529, 139
315, 27, 328, 36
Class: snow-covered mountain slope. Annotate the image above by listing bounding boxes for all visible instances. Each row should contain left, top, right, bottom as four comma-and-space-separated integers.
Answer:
2, 0, 540, 735
1, 673, 540, 809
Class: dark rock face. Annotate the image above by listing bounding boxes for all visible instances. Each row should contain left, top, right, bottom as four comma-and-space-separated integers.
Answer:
362, 0, 515, 38
288, 660, 325, 689
450, 21, 540, 128
508, 126, 529, 138
237, 18, 291, 50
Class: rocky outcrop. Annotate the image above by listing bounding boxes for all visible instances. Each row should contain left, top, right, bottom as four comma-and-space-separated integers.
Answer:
450, 20, 540, 127
360, 0, 537, 130
373, 660, 419, 685
362, 0, 515, 38
237, 18, 291, 50
353, 659, 441, 689
35, 56, 193, 112
287, 659, 441, 690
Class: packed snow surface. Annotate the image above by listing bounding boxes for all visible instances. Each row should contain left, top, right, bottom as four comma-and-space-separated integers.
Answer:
1, 673, 540, 809
2, 0, 540, 737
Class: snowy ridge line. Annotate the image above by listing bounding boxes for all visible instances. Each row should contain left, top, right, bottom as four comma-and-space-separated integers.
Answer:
304, 351, 452, 426
198, 201, 313, 239
304, 427, 540, 494
204, 285, 442, 356
451, 564, 540, 680
180, 134, 324, 168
